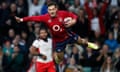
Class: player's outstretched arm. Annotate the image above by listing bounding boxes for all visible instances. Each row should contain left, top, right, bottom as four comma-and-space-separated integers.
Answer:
15, 15, 46, 23
15, 16, 23, 23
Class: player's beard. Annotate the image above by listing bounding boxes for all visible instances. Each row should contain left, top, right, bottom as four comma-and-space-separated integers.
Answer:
43, 38, 48, 42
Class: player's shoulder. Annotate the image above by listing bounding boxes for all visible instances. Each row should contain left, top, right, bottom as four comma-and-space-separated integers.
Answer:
32, 39, 40, 47
41, 13, 51, 20
33, 39, 40, 43
58, 10, 68, 14
47, 37, 52, 41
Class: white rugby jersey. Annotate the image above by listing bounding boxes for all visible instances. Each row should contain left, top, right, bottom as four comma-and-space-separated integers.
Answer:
32, 38, 53, 63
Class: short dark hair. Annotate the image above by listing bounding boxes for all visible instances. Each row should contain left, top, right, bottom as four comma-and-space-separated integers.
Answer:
47, 1, 57, 7
39, 27, 48, 33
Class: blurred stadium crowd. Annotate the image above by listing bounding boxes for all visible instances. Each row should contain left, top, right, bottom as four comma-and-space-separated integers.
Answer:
0, 0, 120, 72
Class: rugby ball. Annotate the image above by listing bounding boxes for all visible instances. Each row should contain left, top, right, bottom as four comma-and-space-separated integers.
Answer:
64, 17, 72, 24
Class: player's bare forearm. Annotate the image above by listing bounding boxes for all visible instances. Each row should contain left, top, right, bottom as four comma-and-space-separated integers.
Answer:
29, 46, 39, 55
29, 46, 47, 60
15, 15, 45, 23
22, 16, 42, 22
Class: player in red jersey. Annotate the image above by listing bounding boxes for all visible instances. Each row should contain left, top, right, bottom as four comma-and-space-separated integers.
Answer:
15, 2, 98, 64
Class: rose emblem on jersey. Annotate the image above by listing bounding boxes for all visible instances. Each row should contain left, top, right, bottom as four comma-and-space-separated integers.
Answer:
52, 25, 60, 31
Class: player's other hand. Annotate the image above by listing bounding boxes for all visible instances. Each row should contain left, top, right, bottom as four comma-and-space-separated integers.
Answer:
41, 55, 47, 60
64, 20, 72, 28
15, 16, 23, 23
64, 17, 73, 28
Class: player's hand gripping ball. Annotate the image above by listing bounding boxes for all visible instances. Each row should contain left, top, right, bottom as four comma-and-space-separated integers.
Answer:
63, 17, 72, 26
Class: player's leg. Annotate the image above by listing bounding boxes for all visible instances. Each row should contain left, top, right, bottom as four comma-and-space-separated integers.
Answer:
47, 61, 56, 72
36, 62, 46, 72
54, 51, 64, 64
27, 62, 36, 72
53, 40, 67, 64
76, 36, 88, 45
77, 36, 99, 49
68, 31, 99, 50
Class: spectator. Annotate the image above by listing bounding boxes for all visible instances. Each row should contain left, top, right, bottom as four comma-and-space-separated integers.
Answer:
6, 3, 20, 33
21, 31, 28, 47
72, 8, 89, 38
34, 22, 40, 28
56, 61, 66, 72
9, 3, 18, 19
104, 32, 118, 52
84, 0, 109, 35
0, 46, 8, 72
112, 48, 120, 71
0, 1, 9, 27
109, 16, 120, 43
80, 0, 85, 7
15, 0, 28, 32
16, 0, 28, 17
2, 40, 13, 63
70, 45, 80, 64
65, 57, 78, 71
28, 0, 45, 16
81, 47, 95, 72
95, 44, 111, 71
100, 56, 117, 72
13, 34, 26, 53
89, 30, 105, 45
2, 40, 13, 72
10, 45, 24, 72
12, 37, 19, 48
26, 22, 34, 34
0, 2, 9, 36
89, 0, 98, 8
20, 31, 28, 52
20, 31, 30, 70
57, 0, 68, 10
110, 0, 120, 7
105, 6, 118, 31
68, 0, 80, 14
7, 28, 15, 43
27, 27, 40, 48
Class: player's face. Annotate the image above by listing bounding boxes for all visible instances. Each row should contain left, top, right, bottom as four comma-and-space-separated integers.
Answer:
39, 30, 48, 39
48, 5, 57, 17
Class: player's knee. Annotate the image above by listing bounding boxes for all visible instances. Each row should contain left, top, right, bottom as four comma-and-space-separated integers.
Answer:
77, 36, 82, 44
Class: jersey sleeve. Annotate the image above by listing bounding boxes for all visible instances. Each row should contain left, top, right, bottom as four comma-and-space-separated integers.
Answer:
22, 15, 46, 22
32, 40, 39, 48
63, 11, 78, 19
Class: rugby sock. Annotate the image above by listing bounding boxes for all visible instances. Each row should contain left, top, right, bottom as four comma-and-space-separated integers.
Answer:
88, 42, 99, 50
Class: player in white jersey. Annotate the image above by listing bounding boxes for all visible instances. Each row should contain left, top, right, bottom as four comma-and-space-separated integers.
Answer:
29, 28, 56, 72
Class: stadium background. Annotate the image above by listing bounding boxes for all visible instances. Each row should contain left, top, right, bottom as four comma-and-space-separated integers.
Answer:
0, 0, 120, 72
